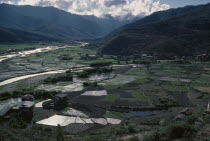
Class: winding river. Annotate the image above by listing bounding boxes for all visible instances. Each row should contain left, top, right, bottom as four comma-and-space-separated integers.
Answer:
0, 45, 71, 62
0, 43, 89, 87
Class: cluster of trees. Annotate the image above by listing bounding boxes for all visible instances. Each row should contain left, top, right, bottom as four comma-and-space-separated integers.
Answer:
90, 62, 112, 67
132, 60, 157, 65
0, 88, 58, 101
78, 67, 113, 78
44, 70, 73, 84
83, 82, 98, 87
59, 54, 73, 60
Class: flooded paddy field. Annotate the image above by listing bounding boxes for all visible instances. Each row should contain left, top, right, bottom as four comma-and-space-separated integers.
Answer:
1, 43, 210, 140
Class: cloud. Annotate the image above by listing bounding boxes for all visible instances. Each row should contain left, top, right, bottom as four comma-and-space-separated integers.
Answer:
1, 0, 170, 19
0, 0, 15, 4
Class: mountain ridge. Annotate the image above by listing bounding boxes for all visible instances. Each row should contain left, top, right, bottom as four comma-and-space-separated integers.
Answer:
101, 3, 210, 57
0, 3, 136, 42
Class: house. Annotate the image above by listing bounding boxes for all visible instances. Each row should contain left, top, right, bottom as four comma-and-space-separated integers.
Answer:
141, 54, 156, 60
175, 114, 188, 121
22, 95, 34, 101
13, 101, 35, 120
180, 108, 192, 116
141, 54, 147, 59
53, 94, 69, 109
205, 102, 210, 114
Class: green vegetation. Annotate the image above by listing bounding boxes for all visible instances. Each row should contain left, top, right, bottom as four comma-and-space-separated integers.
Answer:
56, 125, 64, 141
144, 121, 195, 141
78, 67, 113, 78
104, 84, 123, 90
127, 136, 140, 141
44, 70, 73, 84
44, 73, 73, 84
0, 88, 58, 100
90, 61, 112, 67
9, 116, 28, 129
101, 93, 120, 102
82, 136, 104, 141
164, 86, 189, 92
103, 111, 125, 120
121, 92, 148, 102
0, 44, 43, 53
83, 82, 98, 87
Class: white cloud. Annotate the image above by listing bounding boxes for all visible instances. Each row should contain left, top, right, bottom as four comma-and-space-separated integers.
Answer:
0, 0, 15, 4
1, 0, 170, 19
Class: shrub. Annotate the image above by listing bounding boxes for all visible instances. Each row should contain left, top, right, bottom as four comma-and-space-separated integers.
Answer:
56, 125, 64, 141
0, 92, 11, 100
44, 73, 73, 84
83, 82, 98, 87
128, 124, 137, 133
6, 88, 58, 100
128, 136, 140, 141
144, 131, 162, 141
165, 121, 195, 139
187, 114, 199, 124
78, 67, 113, 78
83, 136, 104, 141
111, 126, 128, 135
204, 115, 210, 124
9, 117, 27, 129
90, 62, 112, 67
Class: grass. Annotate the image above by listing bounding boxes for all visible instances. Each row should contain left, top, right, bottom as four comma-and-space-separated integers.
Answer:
164, 86, 189, 92
104, 84, 123, 90
193, 87, 210, 93
101, 93, 120, 102
124, 68, 148, 77
103, 111, 125, 120
134, 78, 151, 84
121, 91, 148, 102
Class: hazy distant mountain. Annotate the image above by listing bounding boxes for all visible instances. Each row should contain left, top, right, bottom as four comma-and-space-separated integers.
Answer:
102, 3, 210, 57
0, 4, 135, 42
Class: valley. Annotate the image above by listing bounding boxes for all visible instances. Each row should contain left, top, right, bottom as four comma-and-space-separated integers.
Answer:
0, 2, 210, 141
0, 43, 210, 141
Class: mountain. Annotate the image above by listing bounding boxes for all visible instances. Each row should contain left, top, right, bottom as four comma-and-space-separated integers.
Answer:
0, 4, 135, 42
102, 4, 210, 41
102, 3, 210, 57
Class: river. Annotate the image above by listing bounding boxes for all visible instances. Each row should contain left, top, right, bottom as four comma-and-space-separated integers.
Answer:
0, 45, 71, 62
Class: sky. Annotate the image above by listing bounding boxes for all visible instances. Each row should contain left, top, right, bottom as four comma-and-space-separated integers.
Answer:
0, 0, 210, 19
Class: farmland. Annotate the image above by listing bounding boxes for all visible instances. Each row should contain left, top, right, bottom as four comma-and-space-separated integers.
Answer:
0, 43, 210, 141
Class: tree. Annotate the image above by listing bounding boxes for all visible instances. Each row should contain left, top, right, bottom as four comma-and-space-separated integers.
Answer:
56, 124, 64, 141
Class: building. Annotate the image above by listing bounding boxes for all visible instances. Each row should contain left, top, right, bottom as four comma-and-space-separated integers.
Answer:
53, 94, 69, 107
22, 95, 34, 101
13, 101, 35, 120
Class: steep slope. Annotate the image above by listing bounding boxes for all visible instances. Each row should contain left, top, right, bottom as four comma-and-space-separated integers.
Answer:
0, 4, 135, 42
102, 3, 210, 41
102, 4, 210, 57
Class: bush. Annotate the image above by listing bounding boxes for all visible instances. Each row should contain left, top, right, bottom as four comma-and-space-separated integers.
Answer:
6, 88, 58, 100
83, 136, 105, 141
204, 115, 210, 124
144, 131, 162, 141
128, 124, 137, 133
56, 125, 64, 141
165, 121, 195, 139
111, 126, 128, 135
78, 67, 113, 78
83, 82, 98, 87
128, 136, 140, 141
90, 62, 112, 67
187, 114, 199, 124
0, 92, 11, 100
44, 73, 73, 84
9, 117, 27, 129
